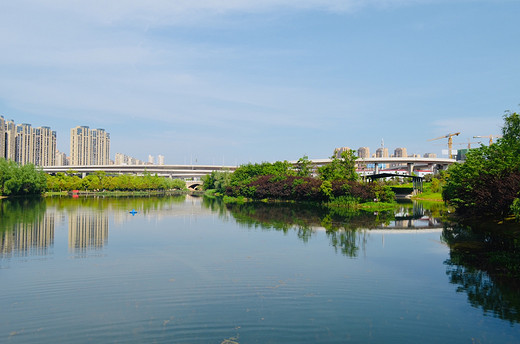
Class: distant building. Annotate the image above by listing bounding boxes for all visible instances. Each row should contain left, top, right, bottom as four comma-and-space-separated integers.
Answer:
157, 155, 165, 165
115, 152, 144, 165
5, 119, 16, 161
34, 127, 56, 166
376, 147, 389, 158
56, 151, 68, 166
0, 116, 5, 158
114, 153, 125, 165
15, 123, 35, 165
91, 128, 110, 165
424, 153, 437, 158
148, 155, 154, 165
394, 147, 407, 158
357, 147, 370, 159
70, 126, 110, 166
334, 147, 351, 158
0, 117, 57, 166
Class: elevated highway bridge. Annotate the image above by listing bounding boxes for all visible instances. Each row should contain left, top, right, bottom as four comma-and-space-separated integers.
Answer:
41, 157, 456, 180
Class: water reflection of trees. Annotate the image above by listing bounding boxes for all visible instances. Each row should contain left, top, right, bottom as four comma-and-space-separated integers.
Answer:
44, 194, 187, 213
0, 197, 52, 257
0, 197, 46, 231
212, 201, 397, 257
442, 221, 520, 323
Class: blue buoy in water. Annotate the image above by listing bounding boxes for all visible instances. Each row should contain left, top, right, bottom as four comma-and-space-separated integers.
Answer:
129, 209, 138, 216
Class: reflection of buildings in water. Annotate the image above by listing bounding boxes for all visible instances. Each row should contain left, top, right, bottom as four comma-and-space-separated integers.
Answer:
382, 216, 443, 229
112, 196, 213, 225
68, 212, 108, 253
384, 203, 442, 229
0, 215, 55, 257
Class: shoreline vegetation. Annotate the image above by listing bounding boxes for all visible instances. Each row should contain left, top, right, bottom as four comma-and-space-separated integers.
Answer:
0, 162, 189, 198
442, 111, 520, 221
201, 152, 401, 211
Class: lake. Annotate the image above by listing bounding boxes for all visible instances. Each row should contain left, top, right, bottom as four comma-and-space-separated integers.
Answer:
1, 195, 519, 343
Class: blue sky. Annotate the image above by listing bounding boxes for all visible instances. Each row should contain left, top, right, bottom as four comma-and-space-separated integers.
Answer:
1, 0, 518, 165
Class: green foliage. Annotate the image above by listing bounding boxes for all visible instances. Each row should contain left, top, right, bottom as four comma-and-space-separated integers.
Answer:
317, 149, 358, 182
443, 111, 520, 218
201, 171, 231, 192
295, 155, 313, 177
320, 180, 333, 200
45, 172, 187, 192
511, 198, 520, 221
0, 159, 47, 196
227, 161, 294, 195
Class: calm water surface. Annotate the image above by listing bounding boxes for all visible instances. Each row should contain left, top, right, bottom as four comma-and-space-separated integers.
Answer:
1, 196, 518, 343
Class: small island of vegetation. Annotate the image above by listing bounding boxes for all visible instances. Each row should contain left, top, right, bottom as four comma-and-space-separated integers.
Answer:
202, 150, 396, 210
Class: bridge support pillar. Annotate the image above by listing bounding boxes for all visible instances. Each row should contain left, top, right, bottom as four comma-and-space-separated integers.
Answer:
407, 163, 414, 175
374, 163, 379, 174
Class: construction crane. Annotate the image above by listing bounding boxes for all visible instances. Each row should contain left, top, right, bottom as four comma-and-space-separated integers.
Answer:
453, 138, 481, 149
473, 135, 502, 145
428, 132, 460, 159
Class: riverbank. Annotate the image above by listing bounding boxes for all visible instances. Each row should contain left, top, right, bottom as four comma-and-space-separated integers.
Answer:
412, 191, 443, 202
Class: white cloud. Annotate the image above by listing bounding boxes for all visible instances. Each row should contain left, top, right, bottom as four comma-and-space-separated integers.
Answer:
1, 0, 445, 28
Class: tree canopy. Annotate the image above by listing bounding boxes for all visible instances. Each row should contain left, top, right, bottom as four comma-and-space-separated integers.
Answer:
443, 111, 520, 218
0, 159, 47, 196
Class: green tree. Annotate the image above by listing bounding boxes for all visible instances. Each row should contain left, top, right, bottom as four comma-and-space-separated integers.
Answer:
318, 150, 358, 182
0, 159, 46, 196
443, 111, 520, 218
295, 155, 313, 177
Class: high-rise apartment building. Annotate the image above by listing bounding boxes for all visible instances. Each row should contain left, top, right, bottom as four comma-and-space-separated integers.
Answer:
56, 151, 68, 166
157, 155, 165, 165
0, 117, 56, 166
115, 153, 144, 165
5, 119, 16, 161
357, 147, 370, 158
334, 147, 351, 158
376, 147, 389, 158
394, 147, 408, 158
91, 128, 110, 165
34, 127, 56, 166
70, 126, 110, 166
70, 126, 90, 166
148, 155, 155, 165
15, 123, 35, 165
0, 116, 5, 158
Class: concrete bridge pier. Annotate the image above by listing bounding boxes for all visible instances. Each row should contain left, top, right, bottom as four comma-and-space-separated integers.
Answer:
407, 163, 415, 175
374, 163, 380, 174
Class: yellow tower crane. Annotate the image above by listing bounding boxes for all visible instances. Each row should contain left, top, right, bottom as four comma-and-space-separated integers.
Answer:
428, 132, 460, 159
473, 135, 502, 145
453, 138, 480, 149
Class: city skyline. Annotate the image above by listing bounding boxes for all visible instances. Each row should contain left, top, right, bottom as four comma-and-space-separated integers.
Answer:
1, 1, 517, 164
0, 113, 485, 166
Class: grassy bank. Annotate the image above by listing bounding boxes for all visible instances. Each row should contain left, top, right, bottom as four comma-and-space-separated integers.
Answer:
412, 191, 443, 201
